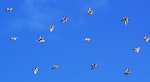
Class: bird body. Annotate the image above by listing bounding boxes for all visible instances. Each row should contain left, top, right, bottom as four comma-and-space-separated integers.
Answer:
33, 67, 39, 74
49, 25, 55, 32
6, 8, 13, 11
61, 16, 68, 23
10, 37, 17, 41
144, 36, 150, 42
124, 68, 131, 75
91, 64, 99, 70
52, 65, 59, 69
122, 17, 129, 25
87, 8, 94, 15
38, 36, 45, 42
133, 47, 140, 53
85, 38, 91, 42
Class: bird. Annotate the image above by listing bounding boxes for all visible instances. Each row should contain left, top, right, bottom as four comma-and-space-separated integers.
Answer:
121, 17, 130, 25
10, 37, 17, 41
91, 64, 99, 70
51, 65, 59, 69
6, 8, 13, 11
144, 36, 150, 42
61, 16, 68, 23
133, 47, 140, 53
87, 8, 94, 15
48, 25, 55, 32
84, 38, 91, 42
33, 67, 39, 74
38, 36, 45, 43
124, 68, 131, 75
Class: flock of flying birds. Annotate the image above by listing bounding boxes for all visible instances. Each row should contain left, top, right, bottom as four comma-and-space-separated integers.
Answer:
6, 7, 150, 75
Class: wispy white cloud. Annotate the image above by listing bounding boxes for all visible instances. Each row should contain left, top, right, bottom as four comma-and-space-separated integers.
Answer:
8, 0, 109, 32
9, 0, 64, 31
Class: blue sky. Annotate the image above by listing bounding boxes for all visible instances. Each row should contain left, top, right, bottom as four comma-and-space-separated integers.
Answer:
0, 0, 150, 82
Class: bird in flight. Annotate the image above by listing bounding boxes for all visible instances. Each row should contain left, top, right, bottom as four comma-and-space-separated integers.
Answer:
38, 36, 45, 43
121, 17, 130, 25
10, 37, 17, 41
87, 8, 94, 15
33, 67, 39, 74
48, 25, 55, 32
133, 47, 140, 53
6, 8, 13, 11
84, 38, 91, 42
51, 65, 59, 69
144, 36, 150, 42
61, 16, 68, 23
91, 63, 99, 70
124, 68, 131, 75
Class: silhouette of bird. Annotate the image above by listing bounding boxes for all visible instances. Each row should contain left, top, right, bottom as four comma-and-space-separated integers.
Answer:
121, 17, 129, 25
87, 8, 94, 15
91, 64, 99, 70
84, 38, 91, 42
61, 16, 68, 23
38, 36, 45, 43
124, 68, 131, 75
33, 67, 39, 74
48, 25, 55, 32
6, 8, 13, 11
144, 36, 150, 42
51, 65, 59, 69
133, 47, 140, 53
10, 37, 17, 41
